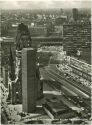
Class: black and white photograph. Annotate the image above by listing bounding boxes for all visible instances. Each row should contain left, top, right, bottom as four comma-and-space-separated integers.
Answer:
0, 0, 91, 124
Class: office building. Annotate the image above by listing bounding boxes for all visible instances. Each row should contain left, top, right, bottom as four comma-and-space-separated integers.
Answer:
63, 21, 91, 64
22, 48, 37, 113
72, 8, 78, 21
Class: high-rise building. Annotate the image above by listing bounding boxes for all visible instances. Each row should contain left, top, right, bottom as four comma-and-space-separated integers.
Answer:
12, 23, 32, 104
72, 8, 78, 21
63, 21, 91, 64
22, 48, 37, 113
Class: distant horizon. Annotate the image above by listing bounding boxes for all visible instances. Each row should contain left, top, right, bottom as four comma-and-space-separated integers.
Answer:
0, 0, 91, 10
0, 8, 91, 10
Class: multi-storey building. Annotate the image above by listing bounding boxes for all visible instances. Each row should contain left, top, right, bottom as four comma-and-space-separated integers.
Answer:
63, 21, 91, 64
29, 26, 47, 37
72, 8, 78, 21
1, 37, 15, 67
1, 37, 15, 88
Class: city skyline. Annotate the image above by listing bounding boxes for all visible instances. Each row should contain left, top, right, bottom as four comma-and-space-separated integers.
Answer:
0, 0, 91, 10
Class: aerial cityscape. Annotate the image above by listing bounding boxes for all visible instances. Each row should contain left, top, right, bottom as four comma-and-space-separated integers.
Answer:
0, 0, 91, 124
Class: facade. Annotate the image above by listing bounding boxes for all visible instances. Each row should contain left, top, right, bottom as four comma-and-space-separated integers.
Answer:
31, 37, 63, 47
22, 48, 37, 113
1, 37, 15, 67
72, 8, 78, 21
29, 26, 47, 37
1, 37, 15, 88
63, 21, 91, 64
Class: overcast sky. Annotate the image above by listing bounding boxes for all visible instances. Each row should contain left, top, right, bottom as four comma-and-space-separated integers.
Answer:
0, 0, 91, 9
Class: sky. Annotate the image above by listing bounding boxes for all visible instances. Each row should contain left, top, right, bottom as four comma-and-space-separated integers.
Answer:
0, 0, 91, 9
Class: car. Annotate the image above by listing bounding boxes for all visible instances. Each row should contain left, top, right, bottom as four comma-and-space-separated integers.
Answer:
62, 119, 72, 124
24, 120, 43, 124
19, 112, 26, 117
51, 119, 60, 124
72, 119, 84, 124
